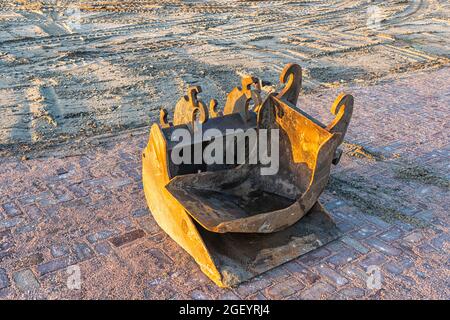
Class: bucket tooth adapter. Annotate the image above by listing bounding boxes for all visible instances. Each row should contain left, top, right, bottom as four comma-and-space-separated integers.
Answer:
142, 63, 354, 287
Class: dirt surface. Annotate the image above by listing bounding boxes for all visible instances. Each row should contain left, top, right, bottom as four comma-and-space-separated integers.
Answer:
0, 0, 449, 156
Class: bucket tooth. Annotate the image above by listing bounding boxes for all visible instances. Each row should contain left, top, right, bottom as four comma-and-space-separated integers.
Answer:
142, 63, 354, 287
173, 86, 209, 126
223, 75, 261, 121
277, 63, 302, 105
159, 108, 171, 128
326, 93, 354, 145
208, 99, 222, 118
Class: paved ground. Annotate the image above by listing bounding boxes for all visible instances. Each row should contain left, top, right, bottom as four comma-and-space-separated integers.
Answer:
0, 67, 449, 299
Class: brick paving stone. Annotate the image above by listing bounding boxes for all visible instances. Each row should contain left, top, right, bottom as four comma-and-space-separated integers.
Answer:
67, 184, 88, 198
363, 215, 391, 230
415, 210, 434, 223
397, 275, 417, 287
324, 200, 347, 211
265, 278, 305, 299
109, 229, 146, 247
394, 221, 416, 233
87, 230, 116, 244
48, 184, 74, 203
145, 248, 173, 270
0, 251, 12, 262
132, 208, 149, 218
189, 288, 211, 300
14, 223, 36, 235
403, 231, 424, 244
115, 217, 135, 231
359, 253, 387, 269
14, 253, 44, 270
325, 240, 351, 254
218, 290, 241, 300
109, 177, 133, 189
383, 256, 414, 276
326, 246, 360, 267
350, 224, 379, 240
63, 197, 92, 209
333, 211, 364, 229
334, 219, 356, 233
298, 247, 331, 266
416, 243, 438, 255
55, 167, 69, 176
0, 229, 11, 238
338, 287, 366, 299
147, 233, 168, 245
248, 291, 268, 300
94, 242, 112, 256
284, 261, 320, 285
236, 277, 272, 298
341, 236, 369, 254
299, 282, 335, 300
37, 258, 71, 276
0, 239, 13, 252
430, 233, 450, 250
316, 264, 349, 287
137, 218, 161, 235
50, 244, 70, 258
264, 266, 291, 282
383, 262, 403, 275
0, 217, 23, 229
0, 268, 10, 289
379, 227, 404, 242
74, 243, 95, 261
2, 202, 22, 217
13, 269, 40, 292
144, 283, 180, 300
364, 238, 402, 256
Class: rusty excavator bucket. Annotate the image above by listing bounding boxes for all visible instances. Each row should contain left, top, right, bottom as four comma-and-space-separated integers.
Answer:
142, 63, 354, 287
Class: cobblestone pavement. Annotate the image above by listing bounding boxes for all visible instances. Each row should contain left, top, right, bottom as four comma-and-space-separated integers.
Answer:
0, 67, 449, 300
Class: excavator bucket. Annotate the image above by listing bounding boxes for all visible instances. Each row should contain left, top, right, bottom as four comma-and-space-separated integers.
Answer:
142, 63, 354, 287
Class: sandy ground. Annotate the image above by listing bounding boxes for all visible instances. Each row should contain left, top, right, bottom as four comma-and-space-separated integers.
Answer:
0, 0, 449, 157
